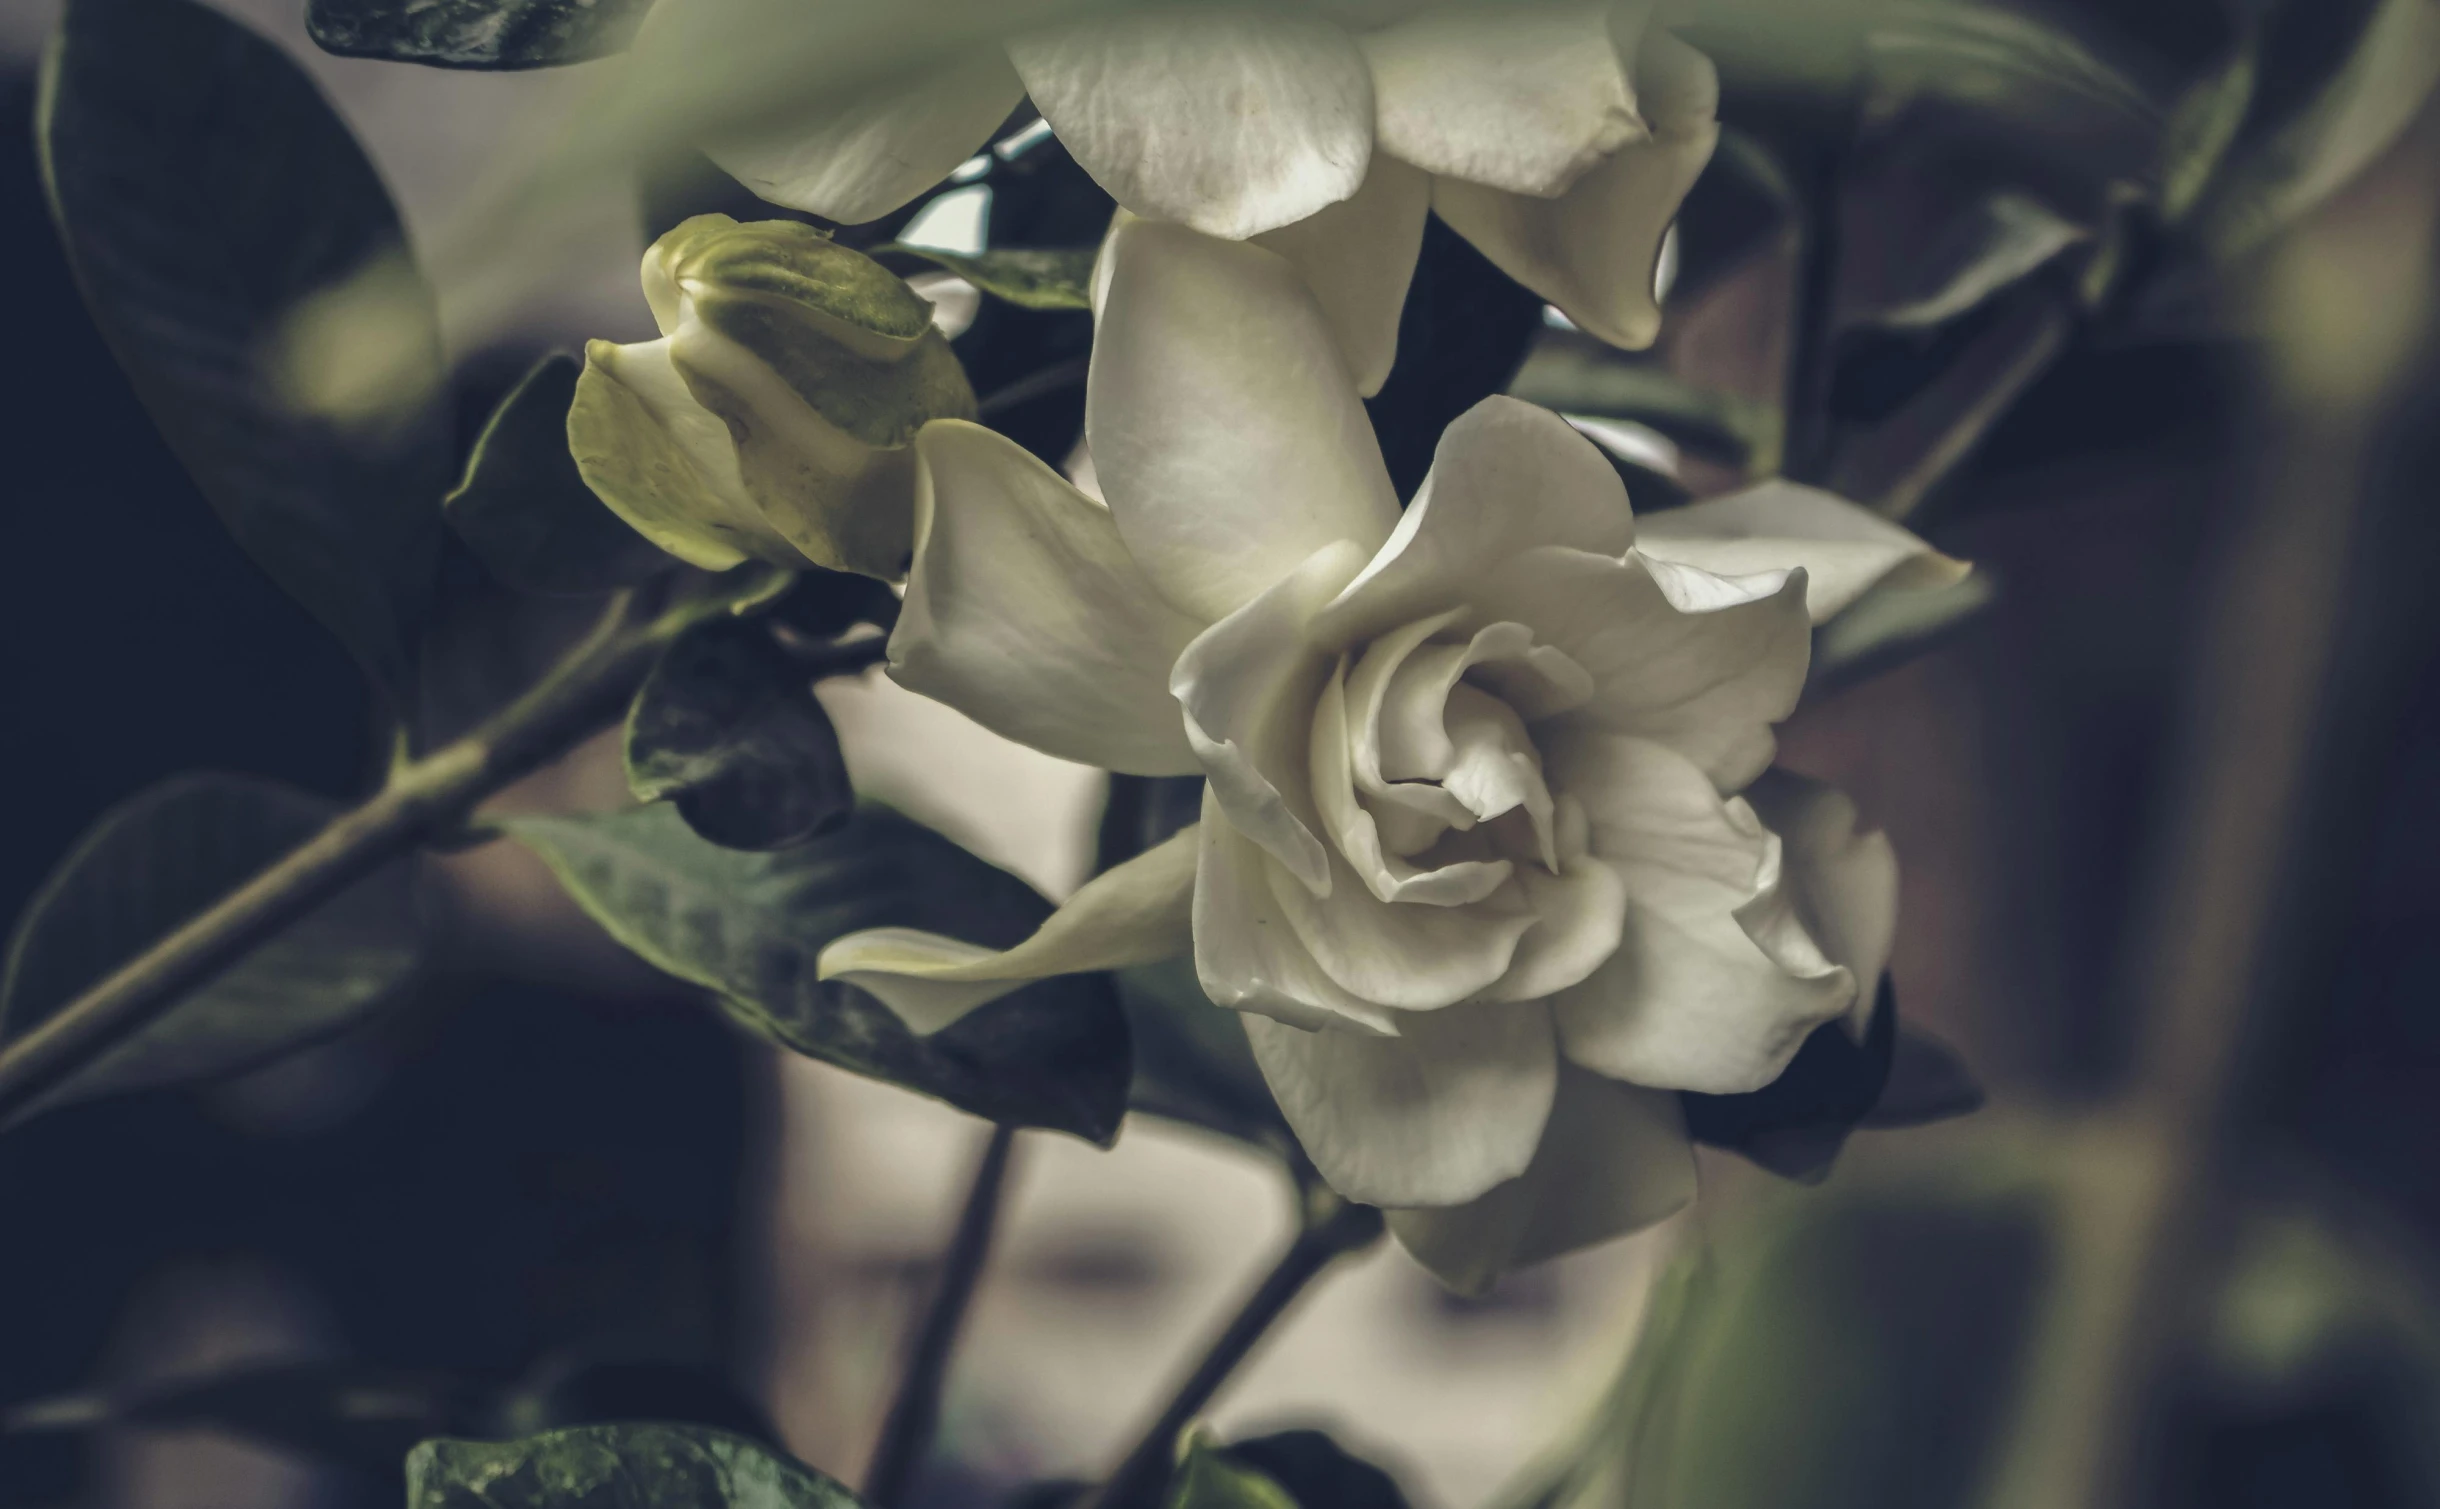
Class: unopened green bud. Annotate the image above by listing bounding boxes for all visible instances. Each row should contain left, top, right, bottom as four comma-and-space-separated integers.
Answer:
570, 214, 974, 579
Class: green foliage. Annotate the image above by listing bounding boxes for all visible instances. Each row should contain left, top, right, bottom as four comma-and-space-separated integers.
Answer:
1165, 1435, 1297, 1509
408, 1424, 863, 1509
1808, 571, 1998, 699
1116, 959, 1294, 1160
508, 804, 1130, 1141
1505, 349, 1783, 478
37, 0, 448, 699
308, 0, 655, 69
624, 615, 852, 851
0, 775, 424, 1126
446, 355, 678, 596
880, 245, 1099, 311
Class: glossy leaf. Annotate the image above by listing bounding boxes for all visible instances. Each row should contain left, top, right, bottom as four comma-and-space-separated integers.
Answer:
0, 775, 424, 1125
37, 0, 448, 697
507, 804, 1130, 1142
408, 1424, 862, 1509
445, 355, 676, 596
880, 244, 1097, 311
624, 615, 852, 851
307, 0, 654, 69
1116, 959, 1293, 1159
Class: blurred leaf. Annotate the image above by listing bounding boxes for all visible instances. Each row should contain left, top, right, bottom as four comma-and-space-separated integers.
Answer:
2189, 0, 2440, 258
764, 567, 902, 641
3, 1362, 489, 1476
1165, 1435, 1296, 1509
307, 0, 653, 68
1681, 977, 1900, 1182
37, 0, 448, 698
507, 804, 1131, 1141
880, 244, 1097, 311
0, 775, 424, 1126
445, 355, 677, 597
1524, 1175, 2050, 1509
1850, 192, 2089, 331
1219, 1432, 1410, 1509
1807, 571, 1997, 697
1116, 959, 1292, 1158
1507, 341, 1782, 475
409, 1424, 861, 1509
624, 615, 852, 852
2159, 25, 2261, 224
1864, 1026, 1985, 1128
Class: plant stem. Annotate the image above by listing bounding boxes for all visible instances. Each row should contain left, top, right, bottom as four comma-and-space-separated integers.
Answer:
1084, 1192, 1384, 1509
865, 1122, 1022, 1509
0, 587, 687, 1124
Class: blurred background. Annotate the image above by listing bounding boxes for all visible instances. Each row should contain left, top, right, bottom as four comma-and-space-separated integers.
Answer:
5, 0, 2440, 1506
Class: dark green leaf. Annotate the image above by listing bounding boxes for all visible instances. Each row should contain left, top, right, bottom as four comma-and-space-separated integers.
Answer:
307, 0, 654, 69
1846, 193, 2089, 332
1220, 1433, 1410, 1509
2159, 27, 2261, 224
1165, 1435, 1296, 1509
1506, 340, 1782, 476
408, 1424, 862, 1509
765, 567, 901, 641
1116, 960, 1292, 1159
0, 775, 424, 1125
1863, 1027, 1985, 1129
1807, 571, 1998, 698
507, 804, 1130, 1141
2188, 0, 2440, 258
625, 615, 852, 852
446, 355, 677, 596
38, 0, 448, 696
881, 244, 1098, 311
1681, 977, 1900, 1182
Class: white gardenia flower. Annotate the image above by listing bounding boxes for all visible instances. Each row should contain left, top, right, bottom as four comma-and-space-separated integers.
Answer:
689, 0, 1718, 391
817, 219, 1964, 1291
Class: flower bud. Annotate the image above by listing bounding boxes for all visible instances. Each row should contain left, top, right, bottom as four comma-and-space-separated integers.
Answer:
570, 214, 974, 579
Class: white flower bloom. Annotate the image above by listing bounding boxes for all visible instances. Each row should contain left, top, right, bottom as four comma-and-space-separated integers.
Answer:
818, 219, 1962, 1288
695, 2, 1719, 391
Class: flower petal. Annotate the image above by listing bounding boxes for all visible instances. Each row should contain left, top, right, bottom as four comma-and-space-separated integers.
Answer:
1245, 999, 1558, 1206
817, 825, 1198, 1035
1264, 837, 1538, 1011
1313, 396, 1635, 650
1194, 792, 1402, 1037
1311, 657, 1515, 907
569, 336, 805, 571
1388, 1063, 1692, 1293
1010, 10, 1375, 239
1362, 2, 1643, 197
1253, 153, 1431, 397
893, 420, 1204, 776
703, 49, 1025, 224
1634, 480, 1969, 624
1172, 543, 1371, 894
1744, 769, 1899, 1037
1480, 797, 1629, 1002
1545, 735, 1854, 1092
1486, 548, 1810, 791
1090, 218, 1401, 621
1432, 31, 1717, 349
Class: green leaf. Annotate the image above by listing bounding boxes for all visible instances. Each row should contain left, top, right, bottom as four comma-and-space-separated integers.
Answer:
2159, 28, 2260, 226
37, 0, 448, 698
1847, 192, 2089, 332
1505, 345, 1783, 476
0, 775, 424, 1125
1117, 959, 1293, 1160
445, 355, 678, 596
624, 615, 852, 852
308, 0, 654, 68
1166, 1435, 1298, 1509
1807, 571, 1997, 698
507, 804, 1130, 1142
2189, 0, 2440, 259
408, 1424, 863, 1509
879, 245, 1098, 311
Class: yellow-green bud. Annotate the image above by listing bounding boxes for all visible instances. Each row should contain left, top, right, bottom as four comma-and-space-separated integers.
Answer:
569, 214, 974, 579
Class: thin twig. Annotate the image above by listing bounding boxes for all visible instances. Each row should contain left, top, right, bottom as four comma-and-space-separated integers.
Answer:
0, 587, 685, 1125
864, 1123, 1023, 1509
1083, 1193, 1384, 1509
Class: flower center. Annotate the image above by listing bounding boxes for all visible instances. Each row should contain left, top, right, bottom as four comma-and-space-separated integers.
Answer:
1309, 611, 1594, 908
